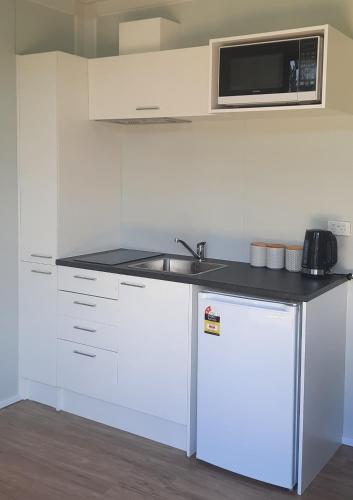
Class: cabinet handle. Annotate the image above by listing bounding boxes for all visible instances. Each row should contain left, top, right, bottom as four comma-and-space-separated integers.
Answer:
120, 282, 146, 289
73, 325, 97, 333
31, 270, 52, 276
136, 106, 160, 111
31, 254, 52, 259
73, 301, 97, 308
73, 350, 96, 358
73, 275, 97, 281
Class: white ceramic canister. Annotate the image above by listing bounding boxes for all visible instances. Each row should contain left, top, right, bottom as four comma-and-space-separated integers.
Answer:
266, 244, 285, 270
250, 242, 267, 267
285, 245, 303, 272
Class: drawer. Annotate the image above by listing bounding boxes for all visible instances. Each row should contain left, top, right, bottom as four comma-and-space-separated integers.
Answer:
58, 315, 118, 352
58, 266, 118, 299
58, 291, 119, 326
58, 340, 119, 403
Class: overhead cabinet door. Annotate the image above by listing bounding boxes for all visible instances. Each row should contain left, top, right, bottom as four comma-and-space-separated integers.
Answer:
89, 46, 209, 120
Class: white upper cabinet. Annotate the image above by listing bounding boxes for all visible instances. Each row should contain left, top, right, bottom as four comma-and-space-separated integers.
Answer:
88, 46, 209, 120
17, 52, 121, 265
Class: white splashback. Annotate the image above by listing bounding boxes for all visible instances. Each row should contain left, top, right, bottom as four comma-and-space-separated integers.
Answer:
120, 116, 353, 271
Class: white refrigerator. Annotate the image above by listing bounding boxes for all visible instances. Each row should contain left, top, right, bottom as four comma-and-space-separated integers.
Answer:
197, 292, 300, 489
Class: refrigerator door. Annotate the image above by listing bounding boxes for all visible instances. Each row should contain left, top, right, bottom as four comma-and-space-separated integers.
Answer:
197, 293, 299, 489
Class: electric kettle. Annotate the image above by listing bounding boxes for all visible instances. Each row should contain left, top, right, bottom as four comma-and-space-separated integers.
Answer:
302, 229, 337, 276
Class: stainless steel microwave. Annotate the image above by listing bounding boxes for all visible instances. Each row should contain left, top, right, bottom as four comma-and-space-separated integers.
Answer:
218, 36, 323, 107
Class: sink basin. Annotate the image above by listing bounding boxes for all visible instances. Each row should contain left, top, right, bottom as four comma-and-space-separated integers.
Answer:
128, 258, 226, 275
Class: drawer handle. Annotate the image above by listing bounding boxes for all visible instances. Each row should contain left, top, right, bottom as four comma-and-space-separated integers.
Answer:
73, 350, 96, 358
31, 270, 52, 276
73, 301, 97, 308
73, 326, 97, 333
136, 106, 160, 111
31, 254, 52, 259
121, 282, 146, 289
73, 275, 97, 281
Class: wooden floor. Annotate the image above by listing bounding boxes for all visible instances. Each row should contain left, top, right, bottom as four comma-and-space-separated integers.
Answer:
0, 402, 352, 500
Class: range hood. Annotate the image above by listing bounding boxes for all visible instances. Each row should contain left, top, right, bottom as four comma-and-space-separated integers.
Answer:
97, 117, 192, 125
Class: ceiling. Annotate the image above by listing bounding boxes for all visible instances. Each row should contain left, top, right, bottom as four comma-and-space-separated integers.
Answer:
28, 0, 190, 15
86, 0, 191, 16
79, 0, 188, 5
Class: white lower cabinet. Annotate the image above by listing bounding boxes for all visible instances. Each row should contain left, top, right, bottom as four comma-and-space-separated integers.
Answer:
118, 277, 191, 425
19, 262, 57, 387
58, 291, 119, 325
57, 273, 191, 426
58, 266, 119, 299
22, 266, 194, 451
58, 315, 119, 352
58, 340, 119, 403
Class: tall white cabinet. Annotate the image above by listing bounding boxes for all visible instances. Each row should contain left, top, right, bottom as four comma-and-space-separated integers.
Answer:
17, 52, 120, 394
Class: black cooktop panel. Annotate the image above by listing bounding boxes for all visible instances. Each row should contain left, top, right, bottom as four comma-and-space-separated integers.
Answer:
73, 248, 162, 266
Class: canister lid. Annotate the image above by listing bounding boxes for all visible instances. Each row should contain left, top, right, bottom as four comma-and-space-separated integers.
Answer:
267, 243, 285, 249
251, 242, 267, 247
286, 245, 303, 251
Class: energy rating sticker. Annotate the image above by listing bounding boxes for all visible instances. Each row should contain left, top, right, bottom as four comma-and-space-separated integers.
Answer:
204, 306, 221, 336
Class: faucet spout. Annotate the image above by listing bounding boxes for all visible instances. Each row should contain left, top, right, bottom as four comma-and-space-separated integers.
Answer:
175, 238, 206, 262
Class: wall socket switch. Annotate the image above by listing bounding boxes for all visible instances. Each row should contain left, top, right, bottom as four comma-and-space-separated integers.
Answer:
328, 220, 351, 236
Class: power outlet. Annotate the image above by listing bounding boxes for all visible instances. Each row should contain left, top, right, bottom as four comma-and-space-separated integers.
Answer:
328, 220, 351, 236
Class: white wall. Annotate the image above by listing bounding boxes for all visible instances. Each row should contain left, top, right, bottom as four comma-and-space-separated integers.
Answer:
16, 0, 76, 55
97, 0, 353, 56
0, 0, 18, 403
120, 116, 353, 267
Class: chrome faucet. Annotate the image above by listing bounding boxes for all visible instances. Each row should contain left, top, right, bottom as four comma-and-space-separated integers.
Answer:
175, 238, 206, 262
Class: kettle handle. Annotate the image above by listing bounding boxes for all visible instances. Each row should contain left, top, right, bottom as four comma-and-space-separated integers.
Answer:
327, 232, 338, 268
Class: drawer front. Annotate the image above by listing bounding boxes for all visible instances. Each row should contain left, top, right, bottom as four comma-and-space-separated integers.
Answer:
58, 291, 119, 326
58, 266, 118, 299
58, 340, 119, 403
58, 315, 118, 352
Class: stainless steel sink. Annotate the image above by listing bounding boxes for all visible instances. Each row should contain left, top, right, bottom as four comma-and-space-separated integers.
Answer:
128, 258, 226, 275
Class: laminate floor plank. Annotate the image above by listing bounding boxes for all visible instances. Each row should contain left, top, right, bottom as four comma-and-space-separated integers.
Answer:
0, 401, 352, 500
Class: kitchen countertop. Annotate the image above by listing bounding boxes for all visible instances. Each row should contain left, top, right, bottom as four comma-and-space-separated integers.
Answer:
56, 248, 348, 303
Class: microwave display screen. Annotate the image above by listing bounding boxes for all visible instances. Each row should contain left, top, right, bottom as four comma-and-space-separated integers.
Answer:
219, 39, 301, 97
229, 53, 284, 92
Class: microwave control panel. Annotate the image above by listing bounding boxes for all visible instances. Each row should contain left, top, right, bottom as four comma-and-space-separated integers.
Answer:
298, 37, 319, 92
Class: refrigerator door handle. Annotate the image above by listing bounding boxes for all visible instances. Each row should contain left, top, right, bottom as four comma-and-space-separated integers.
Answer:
199, 292, 298, 313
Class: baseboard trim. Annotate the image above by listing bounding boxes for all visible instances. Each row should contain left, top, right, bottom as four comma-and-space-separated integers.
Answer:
0, 395, 22, 410
342, 437, 353, 447
22, 379, 187, 451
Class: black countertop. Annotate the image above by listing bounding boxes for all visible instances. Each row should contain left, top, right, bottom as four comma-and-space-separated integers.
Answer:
56, 248, 348, 303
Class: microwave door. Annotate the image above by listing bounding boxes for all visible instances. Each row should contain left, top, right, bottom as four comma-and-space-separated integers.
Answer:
218, 40, 300, 106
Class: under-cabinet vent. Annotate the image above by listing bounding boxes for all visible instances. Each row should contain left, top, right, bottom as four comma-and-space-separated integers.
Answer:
97, 118, 192, 125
